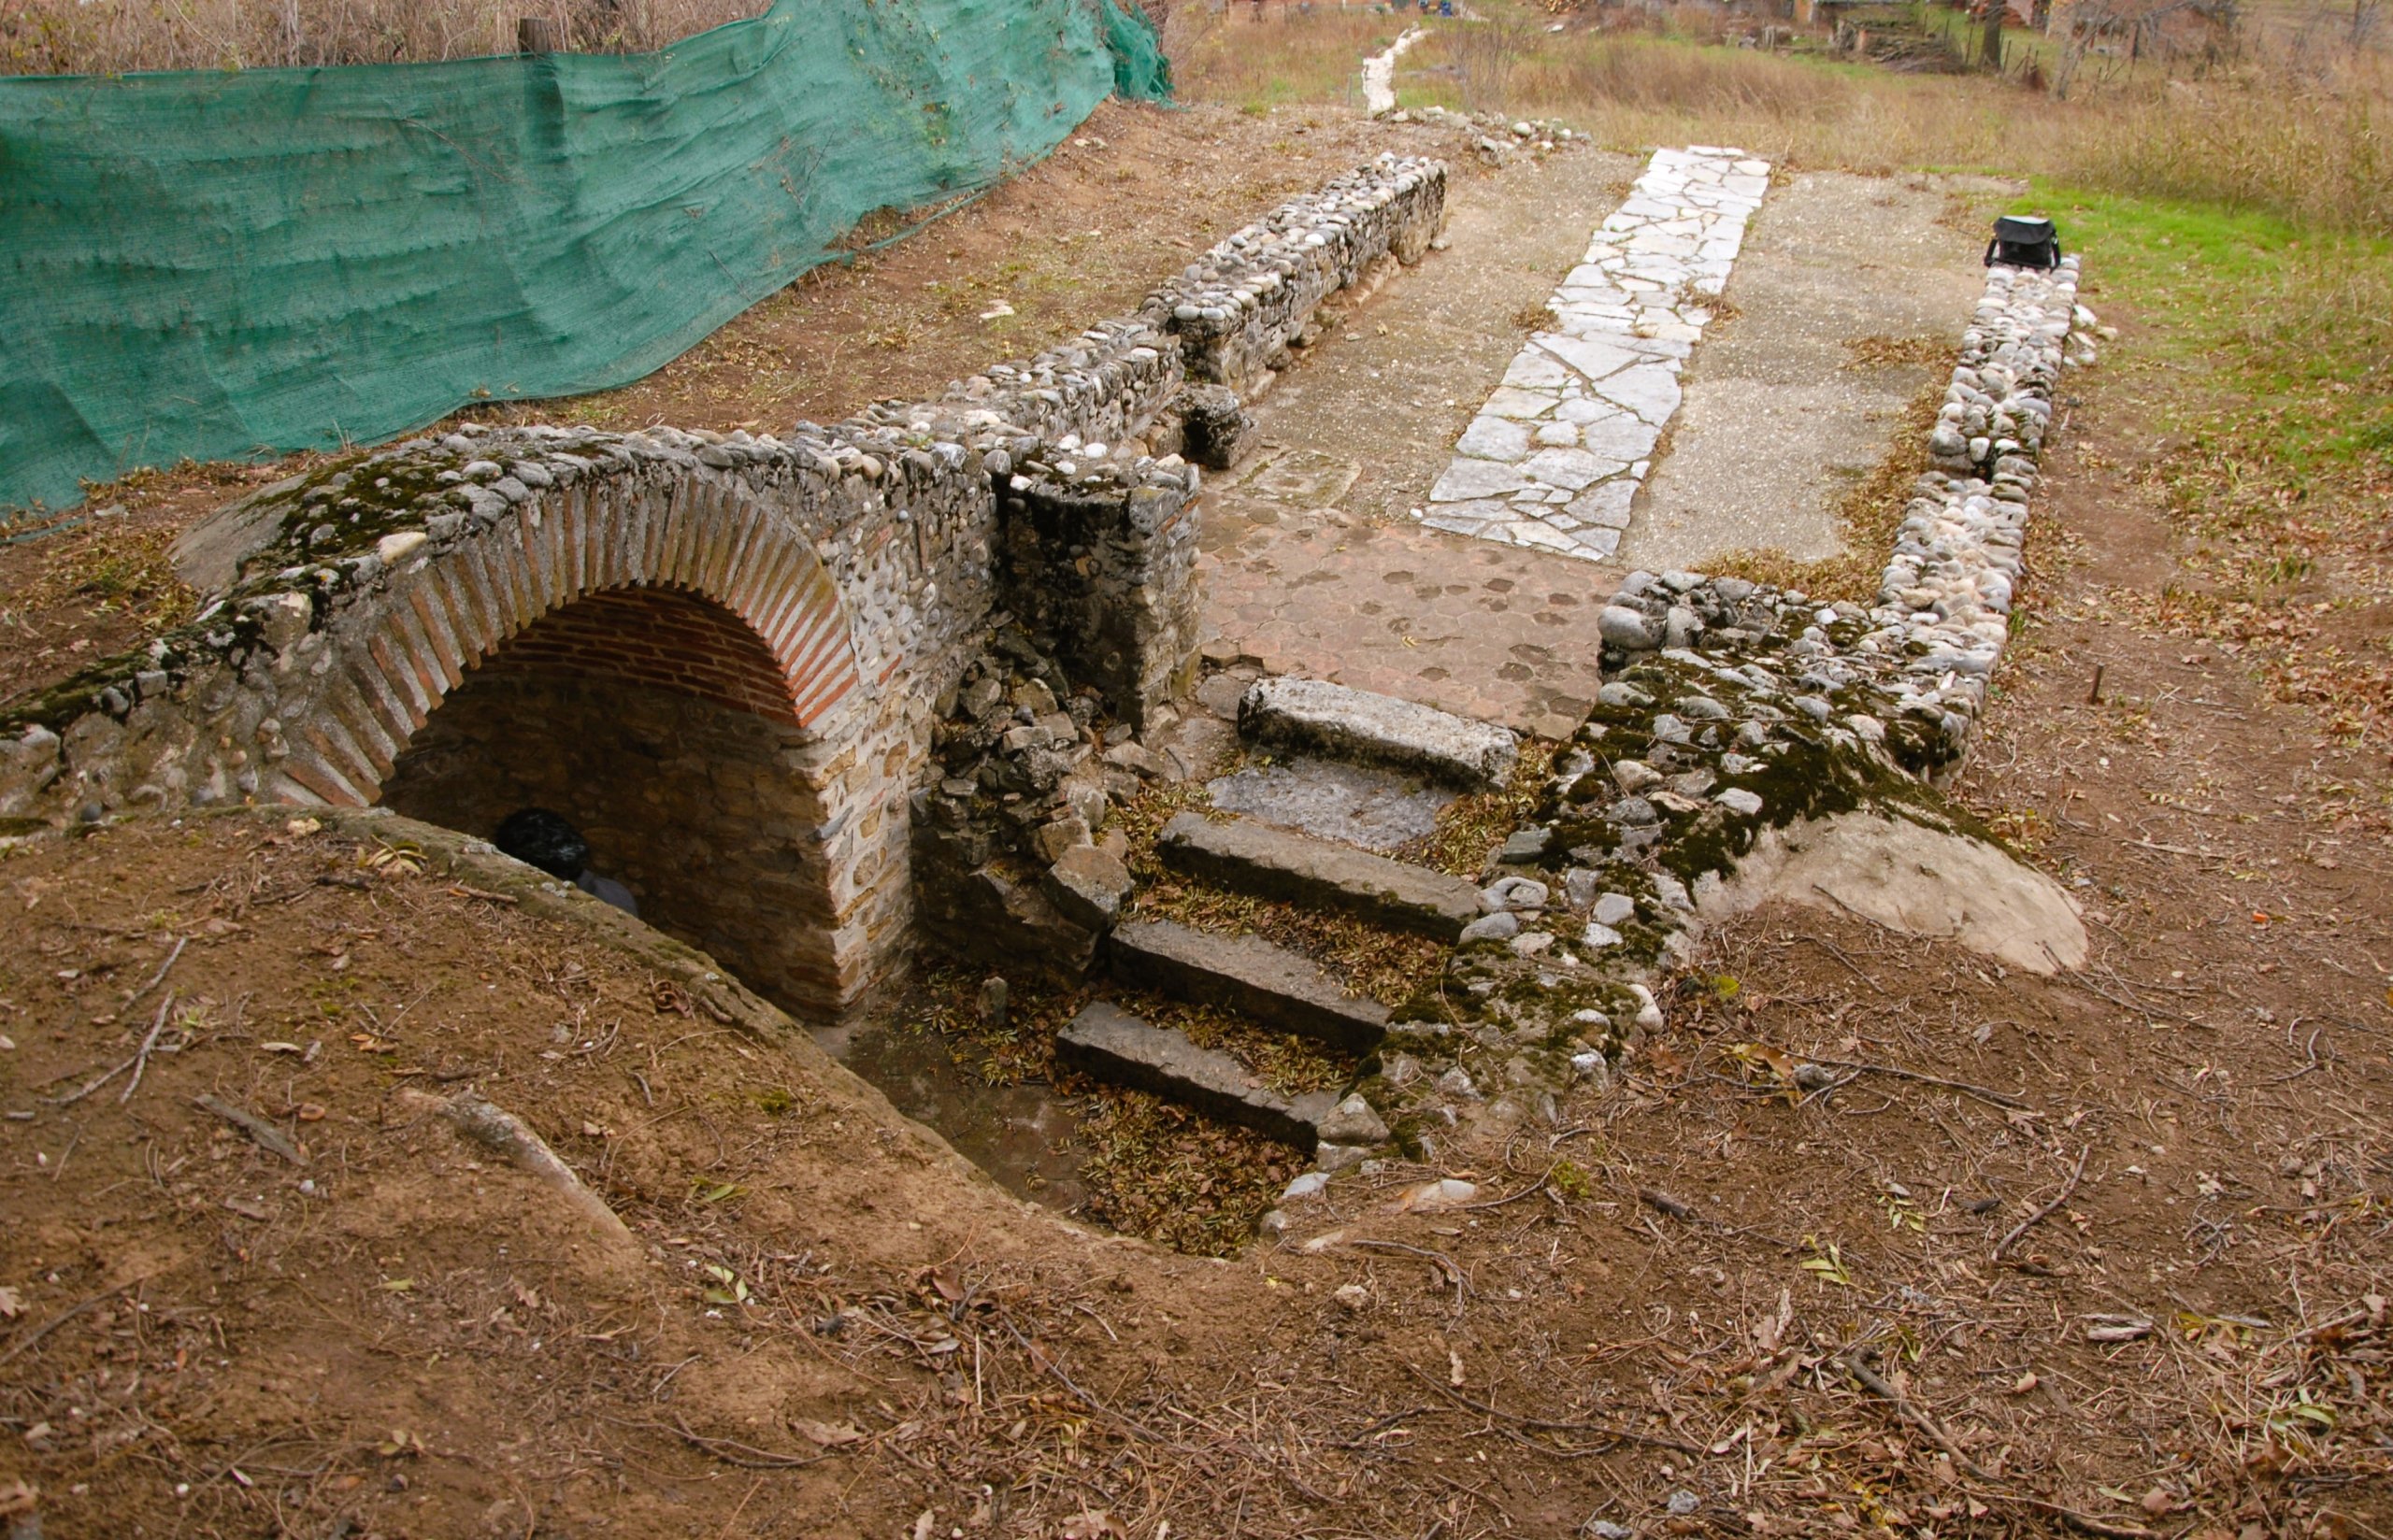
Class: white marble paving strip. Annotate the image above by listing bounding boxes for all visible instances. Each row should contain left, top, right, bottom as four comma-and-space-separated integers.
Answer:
1411, 145, 1770, 563
1361, 28, 1425, 118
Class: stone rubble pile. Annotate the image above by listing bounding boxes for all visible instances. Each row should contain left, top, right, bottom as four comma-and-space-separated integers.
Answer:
1415, 146, 1770, 562
910, 624, 1164, 977
1384, 104, 1586, 167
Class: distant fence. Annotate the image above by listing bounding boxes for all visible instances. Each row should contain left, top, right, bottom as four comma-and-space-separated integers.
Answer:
0, 0, 1169, 516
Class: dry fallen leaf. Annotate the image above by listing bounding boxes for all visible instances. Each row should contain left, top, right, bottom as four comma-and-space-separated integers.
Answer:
791, 1419, 865, 1448
0, 1286, 21, 1319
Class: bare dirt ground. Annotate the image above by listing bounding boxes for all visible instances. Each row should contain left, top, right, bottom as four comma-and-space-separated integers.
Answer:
5, 327, 2391, 1536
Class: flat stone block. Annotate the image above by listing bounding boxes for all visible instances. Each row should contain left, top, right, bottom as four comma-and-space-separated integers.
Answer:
1521, 447, 1622, 492
1109, 919, 1389, 1051
1057, 1002, 1319, 1148
1157, 811, 1483, 941
1597, 364, 1683, 425
1042, 844, 1132, 932
1577, 413, 1658, 462
1430, 460, 1528, 503
1507, 520, 1582, 555
1239, 675, 1519, 791
1455, 416, 1531, 462
1534, 333, 1640, 382
1483, 386, 1559, 420
1207, 754, 1455, 852
1568, 481, 1638, 529
1501, 352, 1569, 389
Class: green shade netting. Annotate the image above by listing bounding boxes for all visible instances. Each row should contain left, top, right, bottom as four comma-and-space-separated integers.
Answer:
0, 0, 1169, 516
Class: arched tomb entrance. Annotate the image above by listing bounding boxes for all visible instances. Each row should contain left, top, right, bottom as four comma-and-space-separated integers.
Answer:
379, 582, 850, 1012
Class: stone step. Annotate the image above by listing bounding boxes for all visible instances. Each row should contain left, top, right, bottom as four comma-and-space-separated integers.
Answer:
1239, 676, 1519, 791
1108, 918, 1389, 1052
1056, 1002, 1332, 1148
1156, 811, 1480, 942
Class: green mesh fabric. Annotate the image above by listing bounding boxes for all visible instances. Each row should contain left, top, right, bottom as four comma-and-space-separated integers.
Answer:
0, 0, 1169, 517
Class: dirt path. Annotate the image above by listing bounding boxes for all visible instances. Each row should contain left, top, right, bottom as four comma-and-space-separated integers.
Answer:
1621, 168, 2000, 571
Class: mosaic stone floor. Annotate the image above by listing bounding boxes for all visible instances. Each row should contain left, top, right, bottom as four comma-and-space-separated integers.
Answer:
1411, 145, 1770, 562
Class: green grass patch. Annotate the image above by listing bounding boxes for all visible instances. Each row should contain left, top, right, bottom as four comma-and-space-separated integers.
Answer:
2027, 179, 2393, 470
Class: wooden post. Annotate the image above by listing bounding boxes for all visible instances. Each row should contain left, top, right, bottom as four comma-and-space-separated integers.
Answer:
517, 16, 560, 53
1980, 7, 2004, 68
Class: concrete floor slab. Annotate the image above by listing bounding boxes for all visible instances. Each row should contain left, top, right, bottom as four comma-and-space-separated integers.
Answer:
1620, 171, 2000, 572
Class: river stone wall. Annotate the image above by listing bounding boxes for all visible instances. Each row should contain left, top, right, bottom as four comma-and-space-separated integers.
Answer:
1141, 157, 1447, 397
1340, 256, 2089, 1156
0, 155, 1449, 1020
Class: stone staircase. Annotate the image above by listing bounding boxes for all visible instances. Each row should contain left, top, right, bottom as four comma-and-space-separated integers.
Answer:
1055, 676, 1518, 1169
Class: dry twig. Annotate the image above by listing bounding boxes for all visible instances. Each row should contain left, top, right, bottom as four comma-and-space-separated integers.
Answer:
1993, 1145, 2089, 1261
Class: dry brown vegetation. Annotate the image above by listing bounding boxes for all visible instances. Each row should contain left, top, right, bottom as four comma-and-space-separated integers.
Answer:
1378, 16, 2393, 236
1157, 2, 1403, 111
0, 0, 765, 74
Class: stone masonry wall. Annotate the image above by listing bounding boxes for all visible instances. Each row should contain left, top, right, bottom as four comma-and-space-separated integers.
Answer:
0, 155, 1451, 1022
462, 585, 809, 721
996, 456, 1204, 733
1140, 157, 1447, 396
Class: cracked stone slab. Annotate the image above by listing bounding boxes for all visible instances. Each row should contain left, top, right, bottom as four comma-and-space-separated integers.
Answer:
1206, 753, 1456, 851
1056, 1002, 1329, 1148
1157, 811, 1482, 941
1239, 675, 1520, 790
1430, 459, 1530, 503
1411, 146, 1770, 565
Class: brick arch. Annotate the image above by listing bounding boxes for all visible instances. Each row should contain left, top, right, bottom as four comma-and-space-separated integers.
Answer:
275, 475, 861, 808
